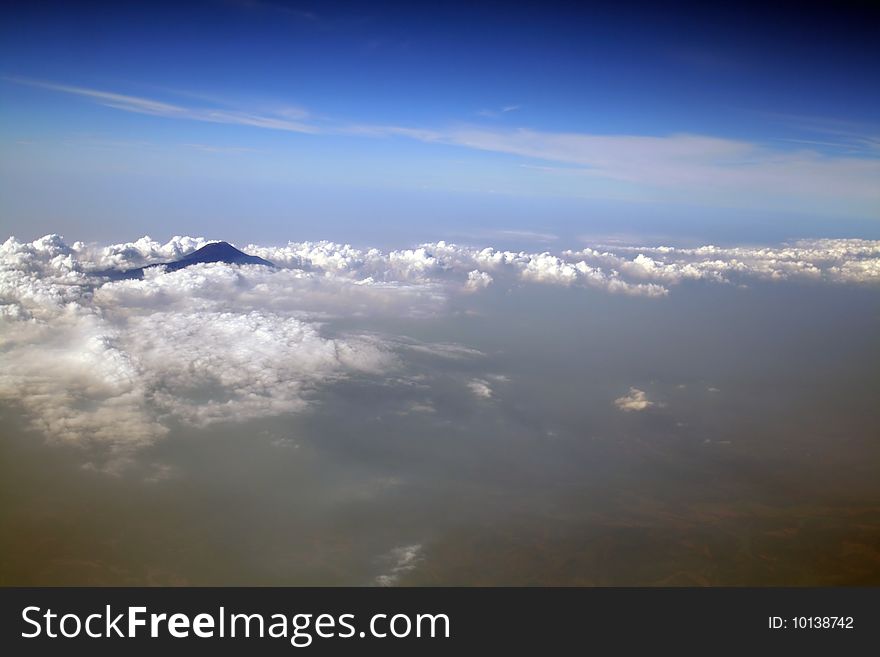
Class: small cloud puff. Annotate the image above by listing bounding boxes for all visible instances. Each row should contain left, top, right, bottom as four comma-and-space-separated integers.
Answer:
375, 544, 423, 587
464, 270, 493, 292
614, 387, 655, 412
467, 379, 493, 400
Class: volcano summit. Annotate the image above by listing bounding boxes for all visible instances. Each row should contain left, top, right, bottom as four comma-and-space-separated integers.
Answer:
98, 241, 274, 279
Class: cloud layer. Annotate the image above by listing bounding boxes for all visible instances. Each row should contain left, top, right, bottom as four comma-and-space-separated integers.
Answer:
1, 233, 878, 466
0, 236, 401, 467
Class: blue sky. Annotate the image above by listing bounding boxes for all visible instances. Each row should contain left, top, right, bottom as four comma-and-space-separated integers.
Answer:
1, 1, 878, 246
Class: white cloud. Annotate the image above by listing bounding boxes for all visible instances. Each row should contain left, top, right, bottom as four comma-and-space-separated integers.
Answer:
346, 124, 880, 215
581, 239, 880, 285
0, 237, 400, 468
477, 104, 521, 118
438, 129, 880, 214
614, 387, 655, 412
124, 309, 390, 427
0, 299, 392, 468
400, 401, 436, 415
375, 544, 422, 587
2, 233, 878, 466
395, 339, 485, 360
9, 76, 878, 214
467, 379, 493, 400
464, 270, 493, 292
7, 77, 317, 134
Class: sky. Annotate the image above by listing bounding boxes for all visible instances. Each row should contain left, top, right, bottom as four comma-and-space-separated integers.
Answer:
2, 3, 880, 586
1, 0, 878, 246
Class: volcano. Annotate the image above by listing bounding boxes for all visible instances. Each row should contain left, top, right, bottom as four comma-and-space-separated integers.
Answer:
159, 242, 273, 271
97, 242, 274, 279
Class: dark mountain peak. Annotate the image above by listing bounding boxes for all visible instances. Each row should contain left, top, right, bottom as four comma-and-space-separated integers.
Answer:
180, 241, 253, 262
94, 240, 274, 280
161, 241, 274, 272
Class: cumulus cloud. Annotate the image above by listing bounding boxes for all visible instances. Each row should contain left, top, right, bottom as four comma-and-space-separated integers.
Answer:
243, 237, 880, 296
124, 309, 390, 427
0, 302, 391, 467
565, 238, 880, 287
614, 388, 655, 412
467, 379, 494, 400
464, 270, 494, 292
14, 233, 876, 299
2, 233, 878, 466
0, 237, 401, 468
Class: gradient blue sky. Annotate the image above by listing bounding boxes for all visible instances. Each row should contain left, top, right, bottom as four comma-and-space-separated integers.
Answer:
1, 1, 878, 246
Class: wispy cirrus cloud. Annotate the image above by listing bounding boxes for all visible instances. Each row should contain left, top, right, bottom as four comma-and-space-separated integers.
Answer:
338, 122, 880, 213
6, 77, 880, 215
445, 128, 879, 214
764, 111, 880, 154
6, 77, 318, 134
477, 104, 521, 118
437, 128, 879, 200
13, 78, 187, 116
